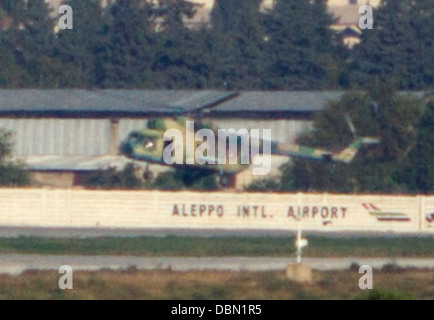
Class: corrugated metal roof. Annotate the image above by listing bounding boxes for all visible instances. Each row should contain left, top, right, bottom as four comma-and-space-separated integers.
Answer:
0, 90, 237, 116
0, 90, 426, 117
207, 91, 427, 116
208, 91, 345, 115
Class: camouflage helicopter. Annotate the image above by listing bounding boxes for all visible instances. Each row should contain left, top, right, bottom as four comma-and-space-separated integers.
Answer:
120, 116, 380, 186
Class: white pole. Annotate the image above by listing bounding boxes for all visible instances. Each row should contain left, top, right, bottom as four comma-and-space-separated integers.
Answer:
297, 220, 302, 264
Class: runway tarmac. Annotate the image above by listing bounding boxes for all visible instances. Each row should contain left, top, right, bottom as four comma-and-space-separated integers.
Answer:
0, 254, 433, 275
0, 227, 432, 275
0, 226, 432, 238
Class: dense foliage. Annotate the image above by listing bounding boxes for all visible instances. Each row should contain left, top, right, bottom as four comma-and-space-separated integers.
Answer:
82, 163, 143, 189
0, 130, 29, 186
351, 0, 434, 90
0, 0, 432, 90
248, 85, 434, 194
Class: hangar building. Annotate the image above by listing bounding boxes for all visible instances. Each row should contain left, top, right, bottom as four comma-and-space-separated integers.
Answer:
0, 89, 374, 188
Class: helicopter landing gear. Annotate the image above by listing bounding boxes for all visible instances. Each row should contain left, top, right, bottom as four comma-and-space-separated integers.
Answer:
143, 164, 154, 182
217, 173, 234, 188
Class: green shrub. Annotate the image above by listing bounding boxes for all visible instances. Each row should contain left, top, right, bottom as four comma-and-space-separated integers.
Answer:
83, 163, 143, 189
355, 289, 414, 300
152, 168, 219, 191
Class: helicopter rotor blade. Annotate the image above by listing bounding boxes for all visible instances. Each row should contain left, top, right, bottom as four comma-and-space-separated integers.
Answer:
345, 114, 357, 139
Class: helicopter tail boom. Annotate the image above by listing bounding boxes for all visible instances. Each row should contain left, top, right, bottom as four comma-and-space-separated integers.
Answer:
333, 137, 381, 163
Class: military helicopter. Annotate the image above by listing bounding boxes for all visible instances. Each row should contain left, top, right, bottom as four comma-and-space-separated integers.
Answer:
119, 116, 380, 186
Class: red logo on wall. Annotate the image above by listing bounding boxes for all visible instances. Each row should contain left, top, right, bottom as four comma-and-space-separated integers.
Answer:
362, 203, 411, 222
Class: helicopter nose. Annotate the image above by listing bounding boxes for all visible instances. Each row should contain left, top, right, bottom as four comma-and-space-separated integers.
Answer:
120, 142, 133, 157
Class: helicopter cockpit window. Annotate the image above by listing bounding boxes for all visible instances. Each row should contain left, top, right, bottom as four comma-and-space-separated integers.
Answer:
128, 132, 143, 144
143, 137, 157, 151
127, 132, 157, 151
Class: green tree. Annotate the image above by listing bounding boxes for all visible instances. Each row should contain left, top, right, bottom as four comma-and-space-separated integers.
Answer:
355, 289, 413, 300
54, 0, 106, 88
149, 0, 214, 89
210, 0, 265, 89
0, 0, 57, 87
151, 0, 197, 32
276, 84, 423, 193
0, 33, 28, 87
263, 0, 336, 89
100, 0, 152, 88
352, 0, 434, 90
244, 176, 284, 192
0, 0, 23, 17
0, 129, 29, 186
0, 0, 12, 13
400, 95, 434, 193
152, 167, 219, 191
10, 0, 57, 87
83, 163, 143, 189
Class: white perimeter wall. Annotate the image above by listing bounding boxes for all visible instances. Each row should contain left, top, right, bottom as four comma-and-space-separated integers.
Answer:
0, 189, 432, 233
